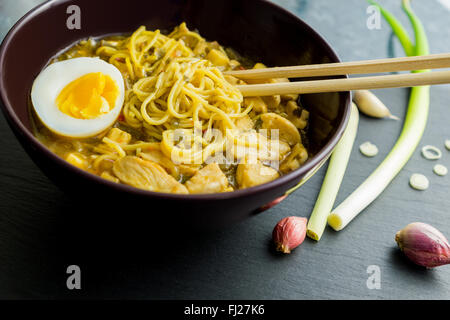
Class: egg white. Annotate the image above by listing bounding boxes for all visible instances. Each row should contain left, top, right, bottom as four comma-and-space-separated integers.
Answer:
31, 57, 125, 138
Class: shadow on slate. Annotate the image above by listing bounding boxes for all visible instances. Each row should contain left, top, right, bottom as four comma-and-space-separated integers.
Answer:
388, 247, 438, 276
44, 199, 235, 298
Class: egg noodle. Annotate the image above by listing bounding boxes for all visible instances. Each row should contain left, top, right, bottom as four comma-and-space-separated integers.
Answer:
94, 23, 256, 164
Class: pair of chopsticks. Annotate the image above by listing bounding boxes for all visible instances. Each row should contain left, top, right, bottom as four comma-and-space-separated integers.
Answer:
224, 53, 450, 96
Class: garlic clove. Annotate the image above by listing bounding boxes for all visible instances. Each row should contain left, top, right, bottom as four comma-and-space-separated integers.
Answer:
272, 216, 307, 254
353, 90, 398, 120
395, 222, 450, 268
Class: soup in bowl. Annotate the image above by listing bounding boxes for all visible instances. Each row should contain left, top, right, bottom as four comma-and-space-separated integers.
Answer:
0, 0, 350, 228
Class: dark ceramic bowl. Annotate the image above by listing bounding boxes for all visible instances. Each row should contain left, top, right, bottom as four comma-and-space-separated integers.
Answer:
0, 0, 350, 228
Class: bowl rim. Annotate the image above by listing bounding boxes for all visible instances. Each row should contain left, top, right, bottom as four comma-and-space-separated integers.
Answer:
0, 0, 351, 201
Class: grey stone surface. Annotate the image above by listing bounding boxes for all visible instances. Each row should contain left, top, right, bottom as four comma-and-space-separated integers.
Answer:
0, 0, 449, 299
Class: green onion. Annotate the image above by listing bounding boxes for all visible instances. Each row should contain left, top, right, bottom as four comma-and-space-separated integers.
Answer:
409, 173, 429, 191
328, 0, 430, 231
433, 164, 448, 176
306, 103, 359, 241
367, 0, 415, 57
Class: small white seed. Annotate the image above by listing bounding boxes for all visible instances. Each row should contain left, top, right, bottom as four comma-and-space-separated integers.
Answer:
445, 139, 450, 151
409, 173, 429, 191
359, 141, 378, 157
353, 90, 398, 120
433, 164, 448, 176
421, 145, 442, 160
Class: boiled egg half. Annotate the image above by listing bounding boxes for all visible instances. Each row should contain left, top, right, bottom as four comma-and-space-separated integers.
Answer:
31, 57, 125, 138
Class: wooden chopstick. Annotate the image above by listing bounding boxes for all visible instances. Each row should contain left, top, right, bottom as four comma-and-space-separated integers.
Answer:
236, 70, 450, 96
225, 53, 450, 80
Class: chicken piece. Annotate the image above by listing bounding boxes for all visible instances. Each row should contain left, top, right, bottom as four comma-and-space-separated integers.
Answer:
66, 152, 88, 170
226, 131, 259, 161
185, 163, 233, 194
236, 161, 280, 189
206, 49, 230, 66
260, 113, 301, 146
244, 97, 267, 113
112, 156, 188, 194
258, 138, 291, 162
139, 149, 200, 178
234, 115, 254, 132
100, 171, 119, 183
106, 127, 131, 144
177, 164, 201, 177
227, 130, 290, 162
286, 101, 309, 130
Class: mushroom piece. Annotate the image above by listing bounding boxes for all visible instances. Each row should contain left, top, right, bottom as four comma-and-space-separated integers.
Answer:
185, 163, 233, 194
260, 113, 301, 146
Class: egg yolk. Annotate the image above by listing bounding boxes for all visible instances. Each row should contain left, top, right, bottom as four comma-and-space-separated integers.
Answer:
56, 72, 119, 119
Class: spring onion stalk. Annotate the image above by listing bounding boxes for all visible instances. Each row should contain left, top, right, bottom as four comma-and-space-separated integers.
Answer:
367, 0, 415, 57
306, 103, 359, 241
409, 173, 429, 191
328, 0, 430, 231
433, 164, 448, 176
445, 140, 450, 151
